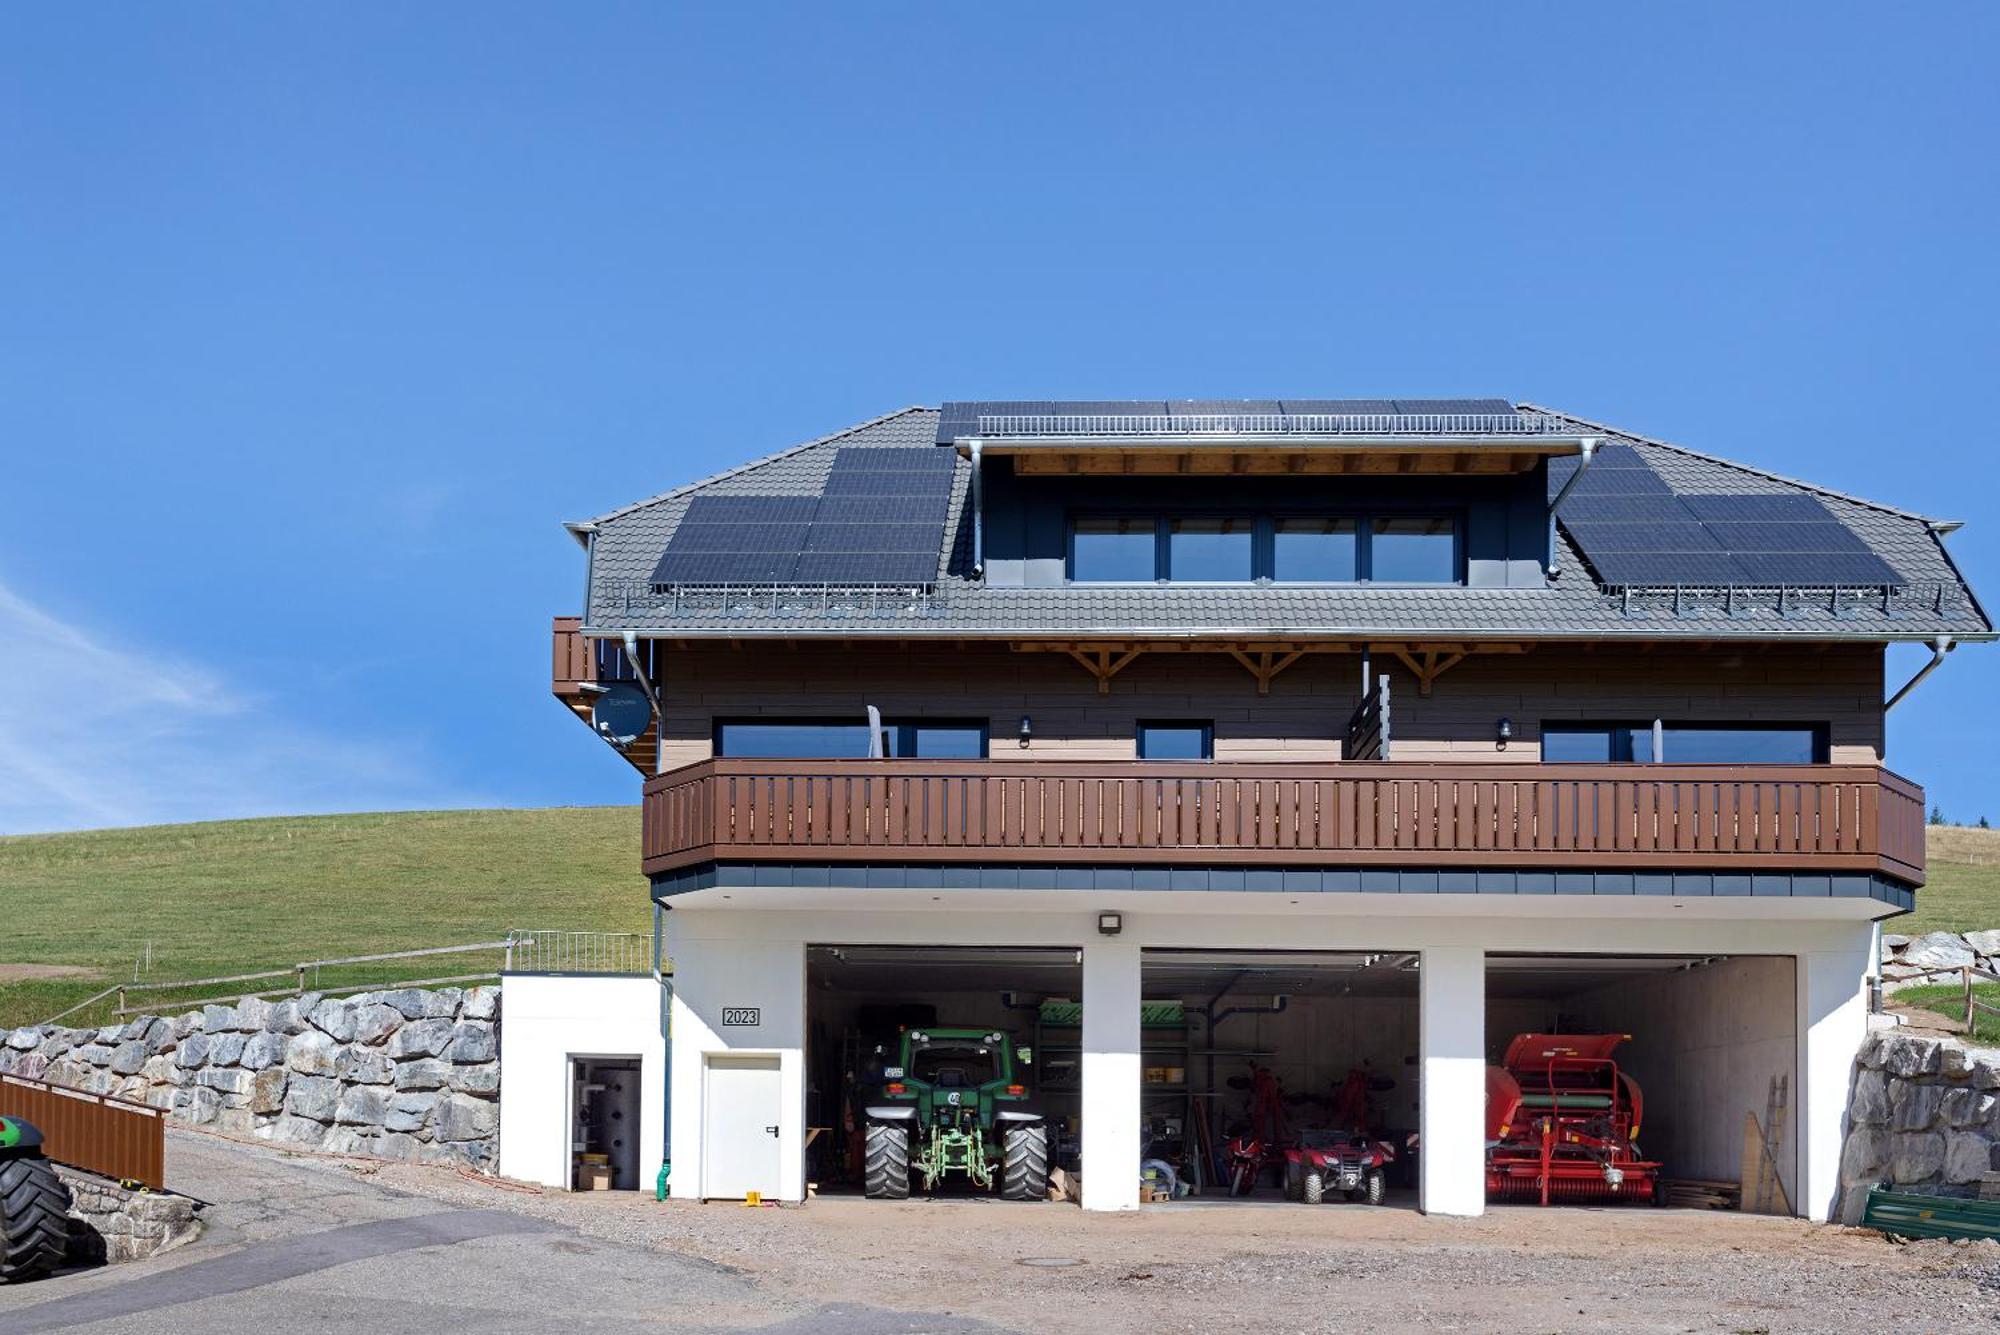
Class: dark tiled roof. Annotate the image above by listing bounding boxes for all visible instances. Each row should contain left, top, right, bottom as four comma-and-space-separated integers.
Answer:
574, 405, 1989, 641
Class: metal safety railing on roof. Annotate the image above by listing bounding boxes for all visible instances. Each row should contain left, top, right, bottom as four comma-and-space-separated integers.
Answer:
1611, 581, 1962, 621
609, 579, 943, 619
971, 412, 1576, 439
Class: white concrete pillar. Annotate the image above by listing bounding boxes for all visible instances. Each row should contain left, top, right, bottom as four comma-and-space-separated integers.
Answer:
1419, 946, 1486, 1217
1081, 940, 1142, 1211
1799, 931, 1872, 1222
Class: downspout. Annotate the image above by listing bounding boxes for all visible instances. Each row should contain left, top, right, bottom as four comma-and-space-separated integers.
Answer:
1885, 637, 1954, 713
968, 440, 985, 580
1545, 437, 1601, 579
654, 900, 673, 1198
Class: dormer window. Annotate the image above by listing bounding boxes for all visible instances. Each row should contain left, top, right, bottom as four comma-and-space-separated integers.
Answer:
1068, 512, 1460, 585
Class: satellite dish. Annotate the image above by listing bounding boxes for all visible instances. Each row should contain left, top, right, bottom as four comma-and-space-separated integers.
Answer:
591, 683, 653, 747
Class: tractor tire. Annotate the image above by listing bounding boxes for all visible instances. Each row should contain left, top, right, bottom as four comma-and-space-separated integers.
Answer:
1363, 1169, 1386, 1207
863, 1123, 910, 1200
1283, 1161, 1302, 1201
1302, 1170, 1324, 1205
0, 1154, 71, 1284
1000, 1123, 1048, 1202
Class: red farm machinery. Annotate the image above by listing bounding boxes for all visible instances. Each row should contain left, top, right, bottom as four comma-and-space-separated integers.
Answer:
1485, 1034, 1662, 1206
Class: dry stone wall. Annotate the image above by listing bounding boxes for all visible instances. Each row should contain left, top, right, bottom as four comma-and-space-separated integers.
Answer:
1880, 930, 2000, 985
1838, 1029, 2000, 1223
0, 986, 500, 1170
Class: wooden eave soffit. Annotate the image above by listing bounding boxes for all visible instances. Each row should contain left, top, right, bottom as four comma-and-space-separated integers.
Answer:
1012, 641, 1529, 696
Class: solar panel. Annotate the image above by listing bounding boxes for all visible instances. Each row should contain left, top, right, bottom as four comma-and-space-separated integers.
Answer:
1677, 494, 1830, 523
1391, 399, 1518, 415
1579, 551, 1749, 586
833, 445, 957, 472
802, 523, 945, 553
1730, 552, 1901, 586
1702, 522, 1871, 553
678, 495, 820, 524
1557, 494, 1686, 523
812, 495, 951, 523
650, 551, 801, 584
821, 469, 958, 498
1562, 520, 1727, 552
792, 551, 939, 583
661, 522, 812, 553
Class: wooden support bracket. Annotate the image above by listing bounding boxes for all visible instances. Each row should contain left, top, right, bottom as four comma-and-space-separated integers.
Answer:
1065, 646, 1144, 695
1226, 648, 1307, 696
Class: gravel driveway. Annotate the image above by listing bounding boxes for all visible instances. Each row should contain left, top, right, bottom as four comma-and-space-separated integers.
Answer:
2, 1129, 1995, 1333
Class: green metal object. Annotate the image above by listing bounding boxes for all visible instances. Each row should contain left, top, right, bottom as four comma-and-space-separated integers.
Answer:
655, 1161, 670, 1201
1863, 1186, 2000, 1242
874, 1026, 1035, 1191
0, 1118, 22, 1152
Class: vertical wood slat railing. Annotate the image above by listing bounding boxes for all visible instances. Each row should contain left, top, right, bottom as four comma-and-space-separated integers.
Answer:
641, 760, 1926, 884
550, 616, 592, 694
0, 1072, 166, 1190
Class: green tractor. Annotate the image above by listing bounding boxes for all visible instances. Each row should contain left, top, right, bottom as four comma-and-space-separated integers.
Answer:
1, 1117, 71, 1283
860, 1027, 1047, 1201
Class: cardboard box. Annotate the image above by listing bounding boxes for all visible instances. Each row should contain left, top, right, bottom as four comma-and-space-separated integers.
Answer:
1049, 1166, 1082, 1204
579, 1164, 613, 1191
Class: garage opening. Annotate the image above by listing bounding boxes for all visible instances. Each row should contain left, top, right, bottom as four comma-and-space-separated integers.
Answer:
807, 945, 1083, 1200
570, 1056, 642, 1191
1140, 949, 1420, 1208
1485, 954, 1797, 1211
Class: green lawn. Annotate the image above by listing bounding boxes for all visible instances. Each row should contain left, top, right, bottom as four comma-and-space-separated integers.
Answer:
1902, 825, 2000, 935
0, 808, 648, 1029
1891, 982, 2000, 1046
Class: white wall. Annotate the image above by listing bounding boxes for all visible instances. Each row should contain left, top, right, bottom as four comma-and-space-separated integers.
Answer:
659, 892, 1875, 1216
497, 973, 667, 1191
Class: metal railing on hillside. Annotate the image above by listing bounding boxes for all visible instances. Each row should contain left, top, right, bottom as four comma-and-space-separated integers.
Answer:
502, 929, 653, 975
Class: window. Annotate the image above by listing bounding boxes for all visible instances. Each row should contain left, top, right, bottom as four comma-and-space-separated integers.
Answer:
1071, 516, 1157, 583
1167, 517, 1254, 581
1369, 516, 1457, 583
1068, 513, 1460, 584
1272, 516, 1359, 582
1541, 722, 1827, 764
715, 718, 989, 759
1137, 720, 1213, 761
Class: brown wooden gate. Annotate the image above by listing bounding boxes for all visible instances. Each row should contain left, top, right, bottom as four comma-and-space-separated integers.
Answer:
1, 1072, 166, 1189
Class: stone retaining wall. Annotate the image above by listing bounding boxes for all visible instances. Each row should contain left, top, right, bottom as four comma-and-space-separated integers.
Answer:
55, 1164, 202, 1264
0, 986, 500, 1170
1838, 1029, 2000, 1222
1881, 929, 2000, 987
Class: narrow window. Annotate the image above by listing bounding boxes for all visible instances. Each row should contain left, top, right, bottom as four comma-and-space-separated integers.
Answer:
1540, 723, 1646, 763
1166, 517, 1254, 582
1137, 720, 1214, 761
1368, 516, 1457, 583
1272, 516, 1359, 582
1071, 517, 1158, 582
1661, 725, 1826, 764
887, 720, 990, 759
714, 720, 873, 758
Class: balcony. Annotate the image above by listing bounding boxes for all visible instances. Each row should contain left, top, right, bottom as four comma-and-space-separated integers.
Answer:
641, 759, 1926, 886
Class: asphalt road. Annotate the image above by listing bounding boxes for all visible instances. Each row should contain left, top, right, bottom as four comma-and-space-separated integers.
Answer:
0, 1134, 1011, 1334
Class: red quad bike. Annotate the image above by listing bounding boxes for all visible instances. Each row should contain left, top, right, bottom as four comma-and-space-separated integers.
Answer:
1485, 1033, 1663, 1206
1222, 1062, 1288, 1196
1283, 1067, 1398, 1205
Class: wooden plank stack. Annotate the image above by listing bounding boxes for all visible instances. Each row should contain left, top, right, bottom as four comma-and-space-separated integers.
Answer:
1660, 1178, 1743, 1210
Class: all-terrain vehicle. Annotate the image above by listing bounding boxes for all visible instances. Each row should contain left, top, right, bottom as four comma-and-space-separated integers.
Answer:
1, 1116, 72, 1283
1282, 1130, 1395, 1204
860, 1027, 1047, 1200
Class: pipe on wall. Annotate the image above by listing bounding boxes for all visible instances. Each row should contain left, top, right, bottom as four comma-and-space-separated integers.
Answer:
1885, 636, 1954, 713
1545, 436, 1601, 578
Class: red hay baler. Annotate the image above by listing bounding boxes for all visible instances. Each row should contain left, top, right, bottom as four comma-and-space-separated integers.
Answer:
1485, 1033, 1662, 1206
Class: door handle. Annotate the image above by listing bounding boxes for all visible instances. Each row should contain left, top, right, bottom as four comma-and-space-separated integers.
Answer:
765, 1125, 780, 1137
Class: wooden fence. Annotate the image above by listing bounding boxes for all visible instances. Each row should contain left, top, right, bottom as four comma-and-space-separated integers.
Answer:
0, 1072, 165, 1190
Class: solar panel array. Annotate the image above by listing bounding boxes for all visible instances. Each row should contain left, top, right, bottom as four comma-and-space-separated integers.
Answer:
650, 446, 954, 587
934, 399, 1519, 442
1554, 446, 1901, 587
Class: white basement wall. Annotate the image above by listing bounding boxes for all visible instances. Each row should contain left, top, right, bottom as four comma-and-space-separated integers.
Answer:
497, 973, 667, 1191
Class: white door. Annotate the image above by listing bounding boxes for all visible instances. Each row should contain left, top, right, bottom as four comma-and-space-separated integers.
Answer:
703, 1055, 782, 1199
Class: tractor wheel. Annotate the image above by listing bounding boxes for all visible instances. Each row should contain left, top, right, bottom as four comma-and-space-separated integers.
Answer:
0, 1154, 71, 1284
1302, 1170, 1324, 1205
863, 1123, 910, 1200
1363, 1169, 1386, 1207
1283, 1161, 1302, 1201
1000, 1124, 1048, 1202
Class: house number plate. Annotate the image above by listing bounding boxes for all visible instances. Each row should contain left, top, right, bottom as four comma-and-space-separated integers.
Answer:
721, 1008, 761, 1027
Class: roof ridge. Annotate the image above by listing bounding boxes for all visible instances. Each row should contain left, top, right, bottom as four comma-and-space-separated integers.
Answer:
1519, 401, 1943, 526
566, 405, 937, 532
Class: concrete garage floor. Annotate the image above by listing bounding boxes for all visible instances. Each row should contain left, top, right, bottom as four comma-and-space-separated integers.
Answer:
2, 1131, 1996, 1334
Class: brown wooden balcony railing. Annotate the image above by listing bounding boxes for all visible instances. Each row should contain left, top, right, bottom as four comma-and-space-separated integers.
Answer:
642, 759, 1926, 885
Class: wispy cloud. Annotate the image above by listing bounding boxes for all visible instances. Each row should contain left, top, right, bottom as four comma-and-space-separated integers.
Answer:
0, 578, 482, 835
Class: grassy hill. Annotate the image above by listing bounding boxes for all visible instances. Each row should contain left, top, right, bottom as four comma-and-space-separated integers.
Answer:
0, 809, 1994, 1029
0, 808, 648, 1028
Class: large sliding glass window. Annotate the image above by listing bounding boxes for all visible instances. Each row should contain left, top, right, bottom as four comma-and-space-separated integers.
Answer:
1272, 516, 1359, 582
1369, 516, 1457, 583
1167, 517, 1254, 581
1541, 721, 1827, 764
716, 718, 990, 759
1071, 517, 1158, 583
1068, 513, 1458, 584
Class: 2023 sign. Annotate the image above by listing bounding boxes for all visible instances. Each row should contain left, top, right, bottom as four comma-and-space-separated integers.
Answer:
721, 1007, 761, 1027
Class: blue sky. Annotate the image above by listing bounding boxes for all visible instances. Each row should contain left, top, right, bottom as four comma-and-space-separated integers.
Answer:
2, 5, 1995, 833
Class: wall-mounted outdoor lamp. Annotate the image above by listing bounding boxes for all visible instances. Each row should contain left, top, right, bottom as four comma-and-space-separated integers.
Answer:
1018, 715, 1033, 748
1097, 911, 1123, 936
1496, 717, 1513, 751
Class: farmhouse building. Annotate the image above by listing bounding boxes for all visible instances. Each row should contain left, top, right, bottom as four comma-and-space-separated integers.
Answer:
511, 399, 1987, 1216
